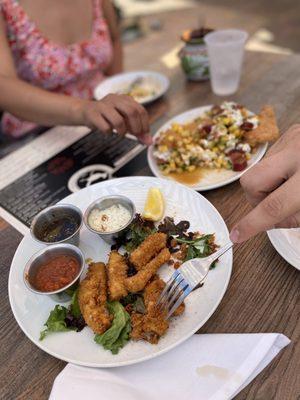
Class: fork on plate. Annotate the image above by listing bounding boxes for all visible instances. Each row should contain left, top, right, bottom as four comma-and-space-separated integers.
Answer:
157, 241, 233, 319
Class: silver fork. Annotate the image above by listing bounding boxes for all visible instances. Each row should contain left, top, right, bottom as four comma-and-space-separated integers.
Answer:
157, 241, 233, 319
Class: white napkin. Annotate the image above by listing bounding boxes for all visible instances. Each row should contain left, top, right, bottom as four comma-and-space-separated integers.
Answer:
50, 333, 289, 400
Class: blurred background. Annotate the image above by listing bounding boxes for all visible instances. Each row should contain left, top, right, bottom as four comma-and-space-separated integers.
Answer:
117, 0, 296, 55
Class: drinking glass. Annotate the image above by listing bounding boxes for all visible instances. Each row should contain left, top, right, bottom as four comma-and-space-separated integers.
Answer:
204, 29, 248, 96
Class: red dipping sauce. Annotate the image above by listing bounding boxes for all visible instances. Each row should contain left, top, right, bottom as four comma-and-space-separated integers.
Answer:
32, 255, 80, 292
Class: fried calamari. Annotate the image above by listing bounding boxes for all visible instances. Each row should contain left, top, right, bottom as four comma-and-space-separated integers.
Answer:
131, 277, 170, 344
129, 232, 167, 270
78, 262, 112, 335
107, 251, 128, 301
125, 247, 170, 293
79, 231, 183, 344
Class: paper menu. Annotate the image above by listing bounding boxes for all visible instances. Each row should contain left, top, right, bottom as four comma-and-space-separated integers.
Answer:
0, 126, 144, 234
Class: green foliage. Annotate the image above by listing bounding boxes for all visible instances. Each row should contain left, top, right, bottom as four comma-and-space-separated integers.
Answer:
94, 301, 131, 354
124, 217, 156, 252
176, 234, 216, 261
39, 305, 74, 340
71, 288, 81, 318
40, 285, 84, 341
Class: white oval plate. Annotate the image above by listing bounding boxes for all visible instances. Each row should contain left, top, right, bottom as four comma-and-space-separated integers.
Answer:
9, 177, 232, 368
147, 106, 268, 191
268, 228, 300, 271
94, 71, 170, 105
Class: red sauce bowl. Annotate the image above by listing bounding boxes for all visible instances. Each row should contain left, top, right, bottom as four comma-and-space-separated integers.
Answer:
23, 244, 85, 302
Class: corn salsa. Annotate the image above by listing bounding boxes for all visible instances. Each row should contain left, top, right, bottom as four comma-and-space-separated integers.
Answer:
153, 101, 259, 174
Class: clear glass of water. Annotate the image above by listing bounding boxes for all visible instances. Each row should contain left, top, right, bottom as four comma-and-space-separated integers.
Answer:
204, 29, 248, 96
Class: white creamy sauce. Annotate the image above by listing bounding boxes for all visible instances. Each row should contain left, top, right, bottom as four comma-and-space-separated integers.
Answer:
153, 150, 170, 161
88, 204, 131, 232
220, 101, 244, 126
237, 143, 251, 153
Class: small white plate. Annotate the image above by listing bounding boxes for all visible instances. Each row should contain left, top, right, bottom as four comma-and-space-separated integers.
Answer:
8, 177, 232, 368
147, 106, 268, 191
268, 228, 300, 271
94, 71, 170, 105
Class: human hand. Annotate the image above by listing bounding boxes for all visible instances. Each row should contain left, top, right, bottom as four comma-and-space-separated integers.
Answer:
81, 94, 152, 145
230, 124, 300, 243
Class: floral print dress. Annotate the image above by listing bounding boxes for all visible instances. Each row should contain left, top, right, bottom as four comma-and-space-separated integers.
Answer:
0, 0, 113, 137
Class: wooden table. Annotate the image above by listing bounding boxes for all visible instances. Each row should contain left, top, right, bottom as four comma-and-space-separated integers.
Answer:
1, 8, 300, 400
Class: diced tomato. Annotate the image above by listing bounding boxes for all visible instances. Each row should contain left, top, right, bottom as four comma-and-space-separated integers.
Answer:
227, 149, 247, 171
202, 125, 212, 134
240, 122, 254, 131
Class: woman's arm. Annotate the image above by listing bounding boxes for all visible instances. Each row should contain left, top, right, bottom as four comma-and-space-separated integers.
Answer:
0, 15, 151, 143
102, 0, 123, 75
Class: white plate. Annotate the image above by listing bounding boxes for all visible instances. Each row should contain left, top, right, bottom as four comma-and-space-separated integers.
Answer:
9, 177, 232, 368
147, 106, 268, 191
94, 71, 170, 105
268, 228, 300, 271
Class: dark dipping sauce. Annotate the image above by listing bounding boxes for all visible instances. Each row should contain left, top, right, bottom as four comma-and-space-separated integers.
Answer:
40, 217, 79, 243
31, 255, 80, 292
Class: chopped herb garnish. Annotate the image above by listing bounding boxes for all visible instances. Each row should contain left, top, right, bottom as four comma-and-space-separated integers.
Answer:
176, 234, 217, 261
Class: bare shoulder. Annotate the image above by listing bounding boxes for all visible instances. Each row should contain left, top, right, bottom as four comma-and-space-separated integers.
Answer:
100, 0, 119, 37
101, 0, 113, 16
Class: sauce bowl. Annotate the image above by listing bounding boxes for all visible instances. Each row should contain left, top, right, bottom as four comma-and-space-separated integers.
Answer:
23, 243, 85, 303
83, 195, 135, 244
30, 204, 83, 246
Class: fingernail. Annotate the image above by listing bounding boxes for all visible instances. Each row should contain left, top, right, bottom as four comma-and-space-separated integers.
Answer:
230, 228, 240, 243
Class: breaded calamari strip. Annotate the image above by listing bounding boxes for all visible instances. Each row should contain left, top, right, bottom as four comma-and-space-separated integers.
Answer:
125, 247, 170, 293
143, 275, 166, 313
144, 276, 185, 317
107, 251, 128, 301
129, 232, 167, 270
130, 277, 169, 344
78, 262, 112, 334
130, 275, 185, 344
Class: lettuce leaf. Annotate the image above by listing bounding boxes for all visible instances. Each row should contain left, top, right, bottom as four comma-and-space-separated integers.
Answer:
40, 305, 75, 340
40, 289, 85, 340
70, 288, 81, 318
94, 301, 131, 354
109, 313, 131, 355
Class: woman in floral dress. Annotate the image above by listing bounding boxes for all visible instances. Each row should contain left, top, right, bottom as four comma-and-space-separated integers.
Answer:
0, 0, 150, 144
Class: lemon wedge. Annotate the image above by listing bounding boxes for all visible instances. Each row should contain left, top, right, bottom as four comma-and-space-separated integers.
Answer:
142, 187, 165, 221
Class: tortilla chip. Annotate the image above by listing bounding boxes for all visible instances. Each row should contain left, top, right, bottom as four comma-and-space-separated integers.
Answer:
244, 105, 279, 145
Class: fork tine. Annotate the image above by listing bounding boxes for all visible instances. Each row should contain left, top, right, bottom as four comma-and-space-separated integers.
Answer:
164, 280, 189, 311
157, 271, 185, 309
158, 276, 185, 311
157, 270, 180, 305
166, 286, 192, 319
